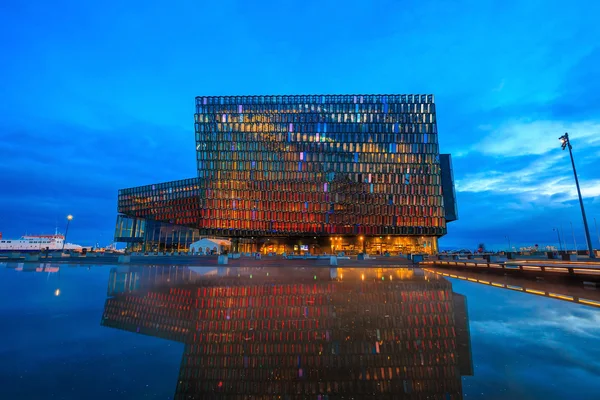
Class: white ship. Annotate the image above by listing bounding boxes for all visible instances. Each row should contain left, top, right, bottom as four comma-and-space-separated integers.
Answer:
0, 231, 83, 252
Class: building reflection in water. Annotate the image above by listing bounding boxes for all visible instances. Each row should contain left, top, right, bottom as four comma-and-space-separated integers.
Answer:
4, 262, 60, 273
101, 266, 473, 399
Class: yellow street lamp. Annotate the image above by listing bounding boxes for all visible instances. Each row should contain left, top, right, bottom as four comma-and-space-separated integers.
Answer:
62, 215, 74, 252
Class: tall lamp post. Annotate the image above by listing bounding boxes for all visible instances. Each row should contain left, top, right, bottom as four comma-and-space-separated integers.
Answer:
62, 215, 73, 252
595, 217, 599, 246
505, 235, 511, 253
559, 133, 596, 258
553, 227, 563, 251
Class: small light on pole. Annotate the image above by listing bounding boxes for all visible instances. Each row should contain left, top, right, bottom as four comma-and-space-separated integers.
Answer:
359, 235, 366, 253
559, 135, 569, 150
62, 215, 73, 252
558, 133, 595, 258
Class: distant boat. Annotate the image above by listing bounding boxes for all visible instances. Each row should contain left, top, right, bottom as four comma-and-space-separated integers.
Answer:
0, 231, 83, 252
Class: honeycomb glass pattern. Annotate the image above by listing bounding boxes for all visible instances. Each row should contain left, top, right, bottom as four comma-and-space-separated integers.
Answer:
195, 94, 446, 237
118, 178, 201, 227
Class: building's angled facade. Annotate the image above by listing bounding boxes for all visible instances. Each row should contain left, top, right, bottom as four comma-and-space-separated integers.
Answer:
115, 94, 457, 254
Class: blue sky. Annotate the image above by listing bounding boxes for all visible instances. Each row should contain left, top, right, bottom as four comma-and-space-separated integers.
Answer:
1, 0, 599, 249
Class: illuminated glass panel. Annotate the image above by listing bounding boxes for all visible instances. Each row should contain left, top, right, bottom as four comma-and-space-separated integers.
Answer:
116, 94, 455, 241
194, 94, 447, 237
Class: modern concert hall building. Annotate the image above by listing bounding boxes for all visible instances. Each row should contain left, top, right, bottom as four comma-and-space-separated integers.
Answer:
114, 94, 457, 254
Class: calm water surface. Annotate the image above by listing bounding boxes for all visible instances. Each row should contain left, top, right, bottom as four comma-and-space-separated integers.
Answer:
0, 263, 599, 399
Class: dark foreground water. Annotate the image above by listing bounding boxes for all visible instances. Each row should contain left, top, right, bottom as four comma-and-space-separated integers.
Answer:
0, 263, 599, 399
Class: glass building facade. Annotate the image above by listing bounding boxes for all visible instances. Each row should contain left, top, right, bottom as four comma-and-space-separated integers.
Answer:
101, 266, 472, 399
115, 94, 457, 253
115, 178, 203, 252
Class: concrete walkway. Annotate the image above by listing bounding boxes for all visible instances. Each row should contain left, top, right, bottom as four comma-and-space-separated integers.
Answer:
1, 253, 416, 268
421, 259, 600, 281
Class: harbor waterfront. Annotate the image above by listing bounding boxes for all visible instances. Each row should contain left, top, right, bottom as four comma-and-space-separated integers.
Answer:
3, 251, 600, 281
3, 2, 600, 400
1, 263, 600, 399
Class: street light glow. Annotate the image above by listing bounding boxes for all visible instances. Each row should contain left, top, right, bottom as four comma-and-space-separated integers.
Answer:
62, 215, 73, 251
559, 134, 569, 150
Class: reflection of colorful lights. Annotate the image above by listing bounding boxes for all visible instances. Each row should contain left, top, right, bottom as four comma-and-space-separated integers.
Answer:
423, 268, 600, 309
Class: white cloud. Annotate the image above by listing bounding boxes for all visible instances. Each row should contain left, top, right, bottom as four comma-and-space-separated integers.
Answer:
471, 320, 519, 337
503, 202, 537, 211
588, 136, 600, 145
458, 173, 600, 201
471, 307, 600, 345
456, 152, 600, 203
473, 120, 600, 156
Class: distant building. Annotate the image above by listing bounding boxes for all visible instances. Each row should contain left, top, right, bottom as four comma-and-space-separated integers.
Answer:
114, 94, 457, 254
101, 266, 473, 398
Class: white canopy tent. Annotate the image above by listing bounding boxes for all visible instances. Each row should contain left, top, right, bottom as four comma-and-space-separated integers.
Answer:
189, 238, 231, 255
